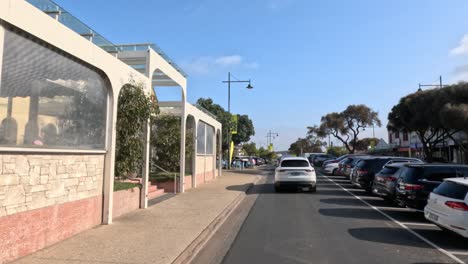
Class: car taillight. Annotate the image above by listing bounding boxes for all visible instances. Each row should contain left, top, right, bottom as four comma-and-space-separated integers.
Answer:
304, 169, 313, 172
404, 184, 423, 191
279, 169, 286, 172
346, 164, 352, 168
445, 201, 468, 211
357, 169, 368, 174
384, 176, 397, 182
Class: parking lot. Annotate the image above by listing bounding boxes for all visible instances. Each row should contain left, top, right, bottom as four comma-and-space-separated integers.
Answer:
222, 168, 468, 264
323, 172, 468, 263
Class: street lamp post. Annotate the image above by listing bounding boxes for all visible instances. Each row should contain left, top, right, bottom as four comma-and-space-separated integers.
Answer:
222, 72, 253, 169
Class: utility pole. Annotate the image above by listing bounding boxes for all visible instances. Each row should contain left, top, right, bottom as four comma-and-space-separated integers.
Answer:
266, 130, 279, 149
419, 75, 444, 90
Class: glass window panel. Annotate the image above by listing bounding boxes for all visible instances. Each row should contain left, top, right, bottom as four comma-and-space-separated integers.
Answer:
0, 27, 108, 150
197, 122, 205, 154
206, 125, 214, 155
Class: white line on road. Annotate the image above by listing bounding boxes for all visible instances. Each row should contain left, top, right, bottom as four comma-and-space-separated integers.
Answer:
322, 175, 465, 264
450, 251, 468, 256
400, 222, 437, 227
374, 206, 423, 212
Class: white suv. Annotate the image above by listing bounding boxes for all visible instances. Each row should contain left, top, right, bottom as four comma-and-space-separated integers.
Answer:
274, 157, 317, 192
425, 178, 468, 238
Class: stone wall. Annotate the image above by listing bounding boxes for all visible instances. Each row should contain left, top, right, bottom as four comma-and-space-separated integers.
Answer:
0, 154, 104, 217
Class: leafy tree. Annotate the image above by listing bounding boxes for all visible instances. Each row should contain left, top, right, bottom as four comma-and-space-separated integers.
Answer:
258, 146, 277, 162
326, 146, 348, 157
150, 115, 194, 172
355, 137, 379, 152
232, 114, 255, 145
314, 105, 381, 154
289, 137, 323, 156
115, 82, 159, 178
242, 142, 258, 156
388, 84, 468, 162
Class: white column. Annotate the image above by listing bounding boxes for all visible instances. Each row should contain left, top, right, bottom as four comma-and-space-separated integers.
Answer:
0, 22, 5, 90
193, 119, 198, 187
179, 104, 186, 193
140, 120, 150, 208
102, 90, 118, 224
218, 129, 222, 177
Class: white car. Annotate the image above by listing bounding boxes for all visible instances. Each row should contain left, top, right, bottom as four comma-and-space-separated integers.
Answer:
274, 157, 317, 192
323, 162, 339, 175
425, 178, 468, 238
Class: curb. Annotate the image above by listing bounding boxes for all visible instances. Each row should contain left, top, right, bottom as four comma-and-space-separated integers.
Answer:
172, 176, 261, 264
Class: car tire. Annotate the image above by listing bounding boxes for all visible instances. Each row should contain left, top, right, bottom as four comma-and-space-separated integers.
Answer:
310, 186, 317, 193
274, 185, 281, 193
332, 169, 337, 175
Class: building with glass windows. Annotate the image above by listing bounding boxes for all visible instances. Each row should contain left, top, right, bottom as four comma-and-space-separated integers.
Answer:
0, 1, 222, 262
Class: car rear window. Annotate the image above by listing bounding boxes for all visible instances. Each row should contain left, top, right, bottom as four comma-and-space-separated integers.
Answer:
401, 166, 465, 183
433, 181, 468, 200
378, 166, 399, 175
281, 160, 309, 167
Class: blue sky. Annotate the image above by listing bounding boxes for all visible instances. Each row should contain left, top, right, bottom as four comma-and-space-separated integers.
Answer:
57, 0, 468, 150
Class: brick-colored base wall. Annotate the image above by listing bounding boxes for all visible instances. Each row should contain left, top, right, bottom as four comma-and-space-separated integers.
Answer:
0, 195, 102, 264
152, 175, 192, 193
112, 187, 140, 219
196, 172, 205, 186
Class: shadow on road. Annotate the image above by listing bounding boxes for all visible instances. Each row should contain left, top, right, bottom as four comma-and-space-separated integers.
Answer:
410, 228, 468, 251
348, 227, 431, 249
319, 208, 387, 221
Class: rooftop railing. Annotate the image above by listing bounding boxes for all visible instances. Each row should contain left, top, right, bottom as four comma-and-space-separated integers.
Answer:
26, 0, 187, 77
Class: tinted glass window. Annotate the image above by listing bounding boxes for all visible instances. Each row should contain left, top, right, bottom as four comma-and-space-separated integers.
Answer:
378, 167, 399, 176
369, 159, 390, 172
434, 181, 468, 200
424, 167, 456, 182
1, 27, 108, 149
401, 167, 424, 183
281, 160, 309, 167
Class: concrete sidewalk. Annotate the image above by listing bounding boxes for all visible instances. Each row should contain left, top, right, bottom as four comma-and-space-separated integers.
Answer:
12, 171, 262, 264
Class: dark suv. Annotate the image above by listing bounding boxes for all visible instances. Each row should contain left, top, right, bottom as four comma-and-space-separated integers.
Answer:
373, 162, 421, 201
395, 164, 468, 209
352, 157, 422, 192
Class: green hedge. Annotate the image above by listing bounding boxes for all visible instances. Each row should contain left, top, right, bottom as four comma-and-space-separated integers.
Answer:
114, 182, 141, 192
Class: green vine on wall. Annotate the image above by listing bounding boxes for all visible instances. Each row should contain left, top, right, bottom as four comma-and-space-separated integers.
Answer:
115, 81, 159, 178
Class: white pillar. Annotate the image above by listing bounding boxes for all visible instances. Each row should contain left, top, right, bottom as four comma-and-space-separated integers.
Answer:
102, 89, 118, 224
0, 22, 5, 90
193, 119, 198, 187
140, 120, 150, 208
191, 118, 197, 188
179, 104, 186, 193
218, 129, 222, 177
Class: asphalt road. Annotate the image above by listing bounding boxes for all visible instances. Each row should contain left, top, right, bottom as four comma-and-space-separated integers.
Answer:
221, 168, 468, 264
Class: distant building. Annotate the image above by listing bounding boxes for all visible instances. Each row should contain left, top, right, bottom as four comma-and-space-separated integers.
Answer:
387, 130, 467, 164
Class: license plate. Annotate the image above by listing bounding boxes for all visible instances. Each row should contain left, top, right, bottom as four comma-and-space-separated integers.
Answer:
428, 212, 439, 221
290, 172, 302, 176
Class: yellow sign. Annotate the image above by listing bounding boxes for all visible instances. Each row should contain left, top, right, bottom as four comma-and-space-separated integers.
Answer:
268, 143, 273, 152
231, 115, 238, 135
229, 141, 235, 164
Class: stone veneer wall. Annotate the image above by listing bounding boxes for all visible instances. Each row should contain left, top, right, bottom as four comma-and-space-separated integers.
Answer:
0, 153, 105, 264
0, 154, 104, 217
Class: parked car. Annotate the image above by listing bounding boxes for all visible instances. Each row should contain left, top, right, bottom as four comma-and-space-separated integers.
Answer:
352, 157, 423, 192
322, 154, 350, 169
310, 154, 336, 167
373, 163, 414, 201
339, 155, 370, 178
395, 164, 468, 209
425, 178, 468, 238
274, 157, 316, 192
255, 157, 265, 166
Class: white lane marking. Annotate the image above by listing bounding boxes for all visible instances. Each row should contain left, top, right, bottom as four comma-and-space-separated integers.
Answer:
374, 207, 423, 213
450, 252, 468, 256
400, 222, 437, 227
322, 175, 465, 264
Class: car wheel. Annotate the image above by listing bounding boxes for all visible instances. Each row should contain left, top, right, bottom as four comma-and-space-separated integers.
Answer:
310, 186, 317, 193
332, 169, 337, 175
274, 185, 281, 192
